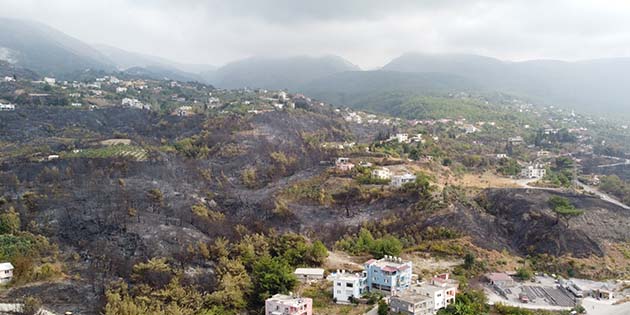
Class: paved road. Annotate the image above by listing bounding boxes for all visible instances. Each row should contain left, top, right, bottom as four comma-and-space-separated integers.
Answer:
576, 181, 630, 210
514, 177, 630, 210
364, 305, 378, 315
582, 298, 630, 315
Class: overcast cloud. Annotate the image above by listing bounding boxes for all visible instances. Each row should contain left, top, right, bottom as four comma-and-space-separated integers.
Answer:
2, 0, 630, 68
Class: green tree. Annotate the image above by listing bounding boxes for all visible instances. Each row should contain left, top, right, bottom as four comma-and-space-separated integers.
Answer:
0, 207, 21, 234
463, 253, 476, 270
305, 241, 328, 266
515, 266, 533, 281
377, 300, 388, 315
548, 196, 583, 227
252, 256, 297, 304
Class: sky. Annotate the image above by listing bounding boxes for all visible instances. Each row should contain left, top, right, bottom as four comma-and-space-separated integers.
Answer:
2, 0, 630, 69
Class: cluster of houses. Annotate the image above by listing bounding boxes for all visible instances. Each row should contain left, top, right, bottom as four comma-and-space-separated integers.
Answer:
386, 133, 424, 144
268, 256, 458, 315
121, 97, 150, 110
334, 157, 418, 188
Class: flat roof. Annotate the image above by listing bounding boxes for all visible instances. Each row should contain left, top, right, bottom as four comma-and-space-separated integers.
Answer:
294, 268, 325, 276
366, 257, 411, 270
486, 272, 513, 282
0, 262, 14, 271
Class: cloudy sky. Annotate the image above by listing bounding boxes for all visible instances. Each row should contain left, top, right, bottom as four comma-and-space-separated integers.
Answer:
2, 0, 630, 68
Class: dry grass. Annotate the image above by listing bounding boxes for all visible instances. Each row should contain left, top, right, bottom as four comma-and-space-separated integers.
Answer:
100, 139, 132, 146
454, 171, 520, 189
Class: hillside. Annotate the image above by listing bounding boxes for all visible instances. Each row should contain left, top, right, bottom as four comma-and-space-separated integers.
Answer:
94, 44, 216, 78
206, 55, 361, 90
298, 70, 479, 108
0, 17, 114, 76
382, 53, 630, 115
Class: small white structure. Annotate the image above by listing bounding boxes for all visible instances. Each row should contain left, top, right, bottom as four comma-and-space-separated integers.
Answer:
391, 173, 417, 187
372, 168, 391, 180
0, 103, 16, 111
464, 124, 478, 134
392, 133, 409, 143
335, 157, 350, 166
71, 102, 82, 107
496, 154, 508, 159
47, 155, 60, 161
116, 87, 128, 93
0, 262, 14, 284
294, 268, 325, 283
43, 77, 56, 85
3, 76, 15, 82
329, 270, 368, 304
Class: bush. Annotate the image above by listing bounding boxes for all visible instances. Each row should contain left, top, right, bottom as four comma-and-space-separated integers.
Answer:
19, 296, 42, 315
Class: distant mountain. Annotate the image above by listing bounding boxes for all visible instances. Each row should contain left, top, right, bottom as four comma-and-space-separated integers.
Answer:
122, 66, 204, 83
207, 55, 360, 90
0, 17, 114, 77
299, 70, 479, 106
382, 53, 630, 114
94, 44, 216, 74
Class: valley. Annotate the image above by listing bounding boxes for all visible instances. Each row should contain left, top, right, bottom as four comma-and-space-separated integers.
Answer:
0, 68, 630, 315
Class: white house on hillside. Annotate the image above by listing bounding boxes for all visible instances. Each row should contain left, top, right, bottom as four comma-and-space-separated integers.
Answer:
0, 262, 14, 284
372, 168, 391, 180
391, 173, 417, 187
329, 270, 368, 304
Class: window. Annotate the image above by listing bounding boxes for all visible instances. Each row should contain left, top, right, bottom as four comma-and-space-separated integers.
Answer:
346, 283, 353, 288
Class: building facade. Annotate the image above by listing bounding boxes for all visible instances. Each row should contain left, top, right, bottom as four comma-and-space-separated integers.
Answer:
364, 256, 412, 295
265, 294, 312, 315
0, 262, 14, 284
329, 270, 368, 303
391, 173, 417, 187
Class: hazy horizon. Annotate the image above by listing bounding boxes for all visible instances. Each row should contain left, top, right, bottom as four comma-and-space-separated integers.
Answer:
3, 0, 630, 69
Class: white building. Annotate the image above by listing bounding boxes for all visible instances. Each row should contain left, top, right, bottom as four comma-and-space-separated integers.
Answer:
0, 103, 16, 111
329, 270, 368, 304
43, 77, 56, 85
116, 87, 128, 93
464, 125, 478, 134
3, 76, 15, 82
422, 274, 458, 310
391, 173, 417, 187
520, 165, 546, 179
390, 133, 409, 143
372, 168, 391, 180
0, 262, 14, 284
71, 103, 82, 107
294, 268, 325, 283
122, 98, 149, 110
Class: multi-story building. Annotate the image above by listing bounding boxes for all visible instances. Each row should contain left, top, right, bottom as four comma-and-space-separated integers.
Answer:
265, 294, 312, 315
391, 274, 458, 314
364, 256, 412, 295
329, 270, 368, 304
389, 289, 434, 315
418, 274, 459, 311
520, 165, 547, 179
